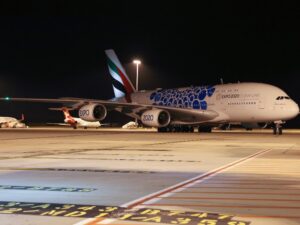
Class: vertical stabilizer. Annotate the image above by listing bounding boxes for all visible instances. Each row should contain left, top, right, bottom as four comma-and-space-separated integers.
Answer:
62, 107, 72, 120
105, 49, 135, 101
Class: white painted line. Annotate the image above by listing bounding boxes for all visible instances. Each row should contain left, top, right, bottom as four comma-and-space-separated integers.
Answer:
160, 192, 174, 198
74, 148, 272, 225
171, 187, 186, 193
125, 148, 272, 208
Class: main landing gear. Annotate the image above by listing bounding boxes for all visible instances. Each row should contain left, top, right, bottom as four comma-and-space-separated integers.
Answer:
198, 127, 212, 133
273, 121, 284, 135
158, 126, 213, 133
158, 126, 194, 133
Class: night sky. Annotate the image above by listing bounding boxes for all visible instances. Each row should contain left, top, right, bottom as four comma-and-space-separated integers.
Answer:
0, 1, 299, 126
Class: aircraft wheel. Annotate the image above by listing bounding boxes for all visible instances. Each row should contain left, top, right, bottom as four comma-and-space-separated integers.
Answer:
198, 127, 212, 133
158, 127, 167, 132
170, 126, 176, 132
273, 123, 283, 135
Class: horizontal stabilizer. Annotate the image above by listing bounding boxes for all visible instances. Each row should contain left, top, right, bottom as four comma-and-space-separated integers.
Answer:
48, 107, 74, 111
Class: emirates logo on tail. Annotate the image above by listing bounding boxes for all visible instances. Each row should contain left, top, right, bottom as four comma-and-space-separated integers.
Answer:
105, 49, 135, 102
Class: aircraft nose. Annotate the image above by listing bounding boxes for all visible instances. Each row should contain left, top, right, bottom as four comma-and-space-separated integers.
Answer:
290, 100, 299, 118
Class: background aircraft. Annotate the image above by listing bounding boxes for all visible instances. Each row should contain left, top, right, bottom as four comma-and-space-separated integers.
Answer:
2, 50, 299, 135
50, 107, 101, 129
122, 121, 138, 129
0, 114, 27, 128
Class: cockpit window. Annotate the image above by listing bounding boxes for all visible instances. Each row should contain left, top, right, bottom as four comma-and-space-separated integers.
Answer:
276, 96, 290, 100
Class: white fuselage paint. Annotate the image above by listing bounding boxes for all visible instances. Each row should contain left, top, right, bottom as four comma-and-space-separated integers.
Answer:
65, 117, 101, 128
0, 117, 26, 128
119, 83, 299, 124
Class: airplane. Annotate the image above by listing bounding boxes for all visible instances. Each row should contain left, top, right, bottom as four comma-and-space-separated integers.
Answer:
0, 114, 27, 128
122, 121, 138, 129
1, 49, 299, 135
50, 107, 101, 129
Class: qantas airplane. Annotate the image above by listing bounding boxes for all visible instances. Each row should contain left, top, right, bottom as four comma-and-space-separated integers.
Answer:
50, 107, 101, 129
2, 49, 299, 135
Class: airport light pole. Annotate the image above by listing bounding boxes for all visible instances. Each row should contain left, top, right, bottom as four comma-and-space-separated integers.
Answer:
133, 59, 141, 91
133, 59, 141, 127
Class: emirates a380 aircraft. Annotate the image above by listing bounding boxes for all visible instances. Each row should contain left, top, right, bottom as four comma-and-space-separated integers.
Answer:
2, 49, 299, 135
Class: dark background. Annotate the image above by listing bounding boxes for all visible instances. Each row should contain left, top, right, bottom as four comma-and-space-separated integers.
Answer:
0, 1, 299, 126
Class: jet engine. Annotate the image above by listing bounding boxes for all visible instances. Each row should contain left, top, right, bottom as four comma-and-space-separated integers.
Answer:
141, 109, 171, 127
78, 104, 107, 122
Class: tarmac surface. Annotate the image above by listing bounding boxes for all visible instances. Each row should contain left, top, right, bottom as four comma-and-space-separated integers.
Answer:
0, 127, 300, 225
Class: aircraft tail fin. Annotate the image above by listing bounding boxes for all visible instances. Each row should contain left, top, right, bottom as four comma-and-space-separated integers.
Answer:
61, 107, 73, 120
20, 114, 24, 122
105, 49, 135, 102
49, 107, 74, 120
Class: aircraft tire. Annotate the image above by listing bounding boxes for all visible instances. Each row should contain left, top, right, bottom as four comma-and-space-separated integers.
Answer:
273, 123, 283, 135
198, 127, 212, 133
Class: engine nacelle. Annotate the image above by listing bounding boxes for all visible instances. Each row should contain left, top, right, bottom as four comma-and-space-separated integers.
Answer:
78, 104, 107, 122
141, 109, 171, 127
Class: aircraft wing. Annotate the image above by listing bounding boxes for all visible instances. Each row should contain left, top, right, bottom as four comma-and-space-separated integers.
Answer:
47, 123, 70, 126
1, 97, 219, 124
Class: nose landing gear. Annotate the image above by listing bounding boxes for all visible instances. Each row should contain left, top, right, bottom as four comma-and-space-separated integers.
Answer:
273, 121, 284, 135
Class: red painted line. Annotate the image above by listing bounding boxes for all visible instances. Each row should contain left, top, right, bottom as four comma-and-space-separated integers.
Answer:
238, 214, 300, 219
143, 203, 300, 209
83, 218, 104, 225
125, 148, 272, 208
184, 186, 300, 190
174, 191, 300, 196
203, 181, 300, 185
158, 196, 300, 202
212, 178, 299, 181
